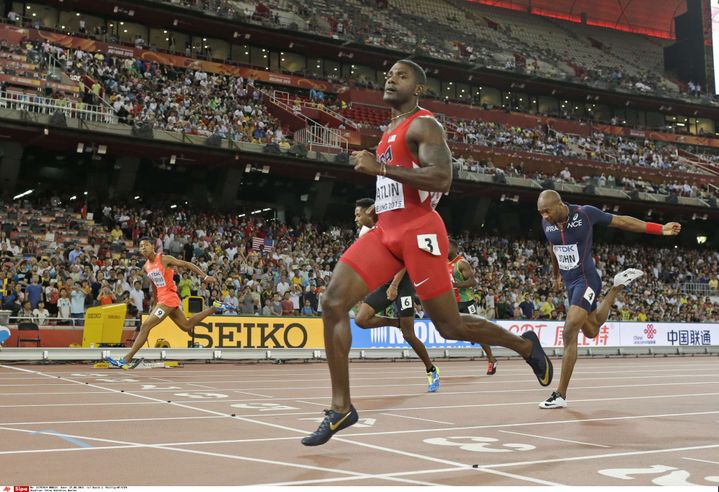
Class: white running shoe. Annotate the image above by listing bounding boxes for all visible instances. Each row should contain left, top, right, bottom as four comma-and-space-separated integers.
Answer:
539, 391, 567, 409
613, 268, 644, 287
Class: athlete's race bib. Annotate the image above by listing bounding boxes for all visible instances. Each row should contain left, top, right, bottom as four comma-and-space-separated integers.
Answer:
375, 175, 405, 214
147, 269, 167, 287
553, 244, 580, 271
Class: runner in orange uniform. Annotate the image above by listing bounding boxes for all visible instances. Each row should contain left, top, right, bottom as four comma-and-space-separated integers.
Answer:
106, 237, 229, 369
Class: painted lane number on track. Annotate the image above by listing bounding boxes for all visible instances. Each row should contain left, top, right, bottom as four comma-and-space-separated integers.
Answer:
173, 392, 228, 399
141, 384, 182, 390
230, 403, 298, 411
599, 465, 719, 486
424, 436, 535, 453
94, 378, 140, 383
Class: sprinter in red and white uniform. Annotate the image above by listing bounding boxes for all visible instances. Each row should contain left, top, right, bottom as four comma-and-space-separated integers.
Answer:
302, 59, 555, 446
106, 237, 230, 369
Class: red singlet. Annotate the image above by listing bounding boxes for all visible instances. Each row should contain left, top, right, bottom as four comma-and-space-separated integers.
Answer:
144, 253, 180, 308
340, 108, 452, 300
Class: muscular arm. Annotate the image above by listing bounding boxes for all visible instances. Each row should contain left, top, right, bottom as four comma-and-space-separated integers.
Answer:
390, 268, 406, 288
607, 214, 651, 233
162, 254, 207, 278
352, 116, 452, 193
607, 213, 680, 236
454, 260, 477, 289
388, 116, 452, 192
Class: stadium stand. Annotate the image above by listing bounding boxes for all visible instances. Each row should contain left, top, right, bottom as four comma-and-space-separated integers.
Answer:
1, 202, 717, 324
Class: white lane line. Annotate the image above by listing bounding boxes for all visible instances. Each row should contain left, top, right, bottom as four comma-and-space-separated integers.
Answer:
381, 413, 454, 425
0, 445, 137, 455
0, 402, 162, 409
333, 436, 563, 486
481, 444, 719, 469
186, 382, 218, 390
148, 377, 174, 383
683, 457, 719, 465
233, 390, 273, 398
0, 415, 224, 426
0, 424, 432, 486
2, 371, 714, 388
2, 378, 717, 397
3, 388, 718, 411
8, 361, 714, 378
241, 392, 719, 417
294, 399, 328, 407
497, 429, 610, 448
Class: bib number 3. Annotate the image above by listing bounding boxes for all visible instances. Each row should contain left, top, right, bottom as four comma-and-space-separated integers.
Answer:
417, 234, 441, 256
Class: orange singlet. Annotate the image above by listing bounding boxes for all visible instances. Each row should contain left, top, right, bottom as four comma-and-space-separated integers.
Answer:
144, 253, 180, 308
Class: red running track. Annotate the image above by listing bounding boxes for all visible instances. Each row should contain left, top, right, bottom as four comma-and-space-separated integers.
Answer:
0, 357, 717, 486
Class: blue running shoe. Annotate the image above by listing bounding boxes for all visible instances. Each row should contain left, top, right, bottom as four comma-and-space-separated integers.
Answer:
105, 356, 128, 370
212, 301, 233, 314
427, 366, 440, 392
302, 405, 358, 446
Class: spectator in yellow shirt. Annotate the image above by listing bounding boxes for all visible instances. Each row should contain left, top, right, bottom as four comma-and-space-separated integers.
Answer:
539, 299, 553, 319
709, 277, 718, 291
177, 273, 193, 299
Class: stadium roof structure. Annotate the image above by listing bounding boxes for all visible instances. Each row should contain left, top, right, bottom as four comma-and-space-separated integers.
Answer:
466, 0, 687, 39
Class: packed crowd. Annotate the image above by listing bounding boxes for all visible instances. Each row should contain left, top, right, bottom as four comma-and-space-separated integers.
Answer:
1, 202, 716, 327
452, 236, 718, 323
455, 153, 719, 203
4, 33, 717, 173
0, 202, 351, 324
64, 47, 289, 143
449, 119, 719, 201
1, 37, 290, 144
452, 120, 697, 172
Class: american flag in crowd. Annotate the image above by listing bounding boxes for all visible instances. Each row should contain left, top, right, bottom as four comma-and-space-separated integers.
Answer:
251, 237, 274, 252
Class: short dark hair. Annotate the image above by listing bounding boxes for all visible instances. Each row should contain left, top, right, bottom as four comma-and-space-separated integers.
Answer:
355, 197, 375, 209
397, 59, 427, 85
139, 237, 154, 246
449, 238, 458, 248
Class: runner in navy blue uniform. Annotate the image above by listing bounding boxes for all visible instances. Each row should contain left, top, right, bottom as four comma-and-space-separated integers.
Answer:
537, 190, 681, 409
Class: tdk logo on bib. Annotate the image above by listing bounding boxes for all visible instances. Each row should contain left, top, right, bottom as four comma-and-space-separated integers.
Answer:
553, 244, 580, 270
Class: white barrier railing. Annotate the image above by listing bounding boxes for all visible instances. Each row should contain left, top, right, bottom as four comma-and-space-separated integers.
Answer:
294, 125, 348, 153
682, 282, 718, 295
6, 315, 140, 328
0, 91, 118, 124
